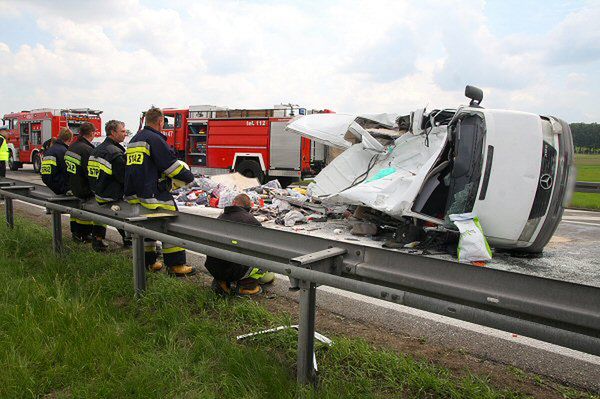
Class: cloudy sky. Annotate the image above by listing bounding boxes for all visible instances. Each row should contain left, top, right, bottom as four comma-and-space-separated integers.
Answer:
1, 0, 598, 132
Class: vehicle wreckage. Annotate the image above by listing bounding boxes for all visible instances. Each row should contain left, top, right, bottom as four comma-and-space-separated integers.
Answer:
284, 86, 575, 254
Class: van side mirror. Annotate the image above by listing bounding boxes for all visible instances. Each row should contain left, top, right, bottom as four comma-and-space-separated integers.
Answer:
465, 85, 483, 107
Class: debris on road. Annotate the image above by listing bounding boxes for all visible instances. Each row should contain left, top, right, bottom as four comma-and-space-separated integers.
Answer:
173, 85, 575, 258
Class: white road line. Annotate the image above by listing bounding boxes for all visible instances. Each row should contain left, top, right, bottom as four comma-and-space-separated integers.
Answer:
565, 209, 599, 214
562, 220, 600, 227
562, 216, 600, 221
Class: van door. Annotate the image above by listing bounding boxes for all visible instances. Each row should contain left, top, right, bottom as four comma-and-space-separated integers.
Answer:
443, 114, 486, 217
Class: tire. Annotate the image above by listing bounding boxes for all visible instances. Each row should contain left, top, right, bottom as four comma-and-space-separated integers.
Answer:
32, 152, 42, 174
236, 159, 265, 183
8, 151, 19, 171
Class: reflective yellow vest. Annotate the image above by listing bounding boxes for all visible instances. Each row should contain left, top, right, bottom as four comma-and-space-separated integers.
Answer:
0, 136, 8, 162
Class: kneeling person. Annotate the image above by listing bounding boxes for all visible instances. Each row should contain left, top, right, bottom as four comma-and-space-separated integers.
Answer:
205, 194, 275, 296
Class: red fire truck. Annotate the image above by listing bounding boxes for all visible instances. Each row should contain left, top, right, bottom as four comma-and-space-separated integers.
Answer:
1, 108, 102, 173
141, 105, 329, 182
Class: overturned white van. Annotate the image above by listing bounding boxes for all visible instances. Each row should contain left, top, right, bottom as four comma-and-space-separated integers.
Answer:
286, 86, 575, 253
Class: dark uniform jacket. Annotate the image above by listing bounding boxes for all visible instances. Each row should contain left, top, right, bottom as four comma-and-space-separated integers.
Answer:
124, 126, 193, 211
65, 136, 95, 199
88, 137, 126, 203
218, 206, 262, 226
204, 206, 262, 281
41, 140, 70, 195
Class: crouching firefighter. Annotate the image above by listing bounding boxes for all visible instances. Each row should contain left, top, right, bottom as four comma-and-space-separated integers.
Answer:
124, 106, 196, 277
87, 119, 131, 247
66, 122, 108, 251
205, 194, 275, 296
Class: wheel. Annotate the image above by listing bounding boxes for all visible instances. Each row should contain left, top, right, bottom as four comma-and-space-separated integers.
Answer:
32, 152, 42, 173
236, 159, 265, 183
8, 151, 19, 171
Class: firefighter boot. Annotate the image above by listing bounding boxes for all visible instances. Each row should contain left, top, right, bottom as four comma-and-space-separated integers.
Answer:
92, 237, 109, 252
258, 272, 275, 285
235, 278, 262, 296
147, 261, 164, 272
167, 264, 197, 277
211, 279, 232, 296
73, 234, 93, 244
248, 268, 275, 285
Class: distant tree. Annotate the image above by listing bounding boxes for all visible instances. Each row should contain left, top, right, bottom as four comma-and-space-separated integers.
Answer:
570, 123, 600, 152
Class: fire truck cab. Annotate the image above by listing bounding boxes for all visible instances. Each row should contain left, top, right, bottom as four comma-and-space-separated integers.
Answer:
141, 105, 328, 183
1, 108, 102, 173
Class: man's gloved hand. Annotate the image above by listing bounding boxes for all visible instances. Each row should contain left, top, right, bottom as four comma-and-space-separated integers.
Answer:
171, 162, 193, 190
171, 178, 188, 190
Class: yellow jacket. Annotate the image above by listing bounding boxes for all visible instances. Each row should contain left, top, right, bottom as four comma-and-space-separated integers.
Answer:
0, 135, 9, 162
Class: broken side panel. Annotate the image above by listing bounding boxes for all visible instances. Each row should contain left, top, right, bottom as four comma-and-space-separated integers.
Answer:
309, 127, 448, 219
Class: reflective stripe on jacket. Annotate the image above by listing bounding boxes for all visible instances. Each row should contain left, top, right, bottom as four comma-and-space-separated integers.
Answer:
0, 136, 9, 161
88, 137, 126, 204
124, 126, 193, 211
41, 140, 70, 195
66, 136, 94, 199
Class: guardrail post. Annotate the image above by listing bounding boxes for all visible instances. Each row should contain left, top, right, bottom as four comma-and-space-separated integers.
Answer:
290, 247, 347, 386
51, 210, 63, 254
5, 197, 14, 229
297, 279, 318, 386
132, 234, 146, 296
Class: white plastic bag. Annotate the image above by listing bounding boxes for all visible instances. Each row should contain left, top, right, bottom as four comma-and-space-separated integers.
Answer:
283, 210, 306, 227
449, 213, 492, 263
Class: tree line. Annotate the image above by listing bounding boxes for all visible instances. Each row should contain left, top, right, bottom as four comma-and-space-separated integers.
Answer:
570, 123, 600, 154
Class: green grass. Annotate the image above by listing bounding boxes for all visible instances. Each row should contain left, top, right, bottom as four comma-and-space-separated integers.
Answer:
0, 217, 565, 398
570, 154, 600, 210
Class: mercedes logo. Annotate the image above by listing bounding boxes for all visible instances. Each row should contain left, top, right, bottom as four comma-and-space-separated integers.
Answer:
539, 174, 553, 190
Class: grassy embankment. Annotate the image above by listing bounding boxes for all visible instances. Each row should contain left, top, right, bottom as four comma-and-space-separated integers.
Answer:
0, 216, 544, 399
570, 154, 600, 210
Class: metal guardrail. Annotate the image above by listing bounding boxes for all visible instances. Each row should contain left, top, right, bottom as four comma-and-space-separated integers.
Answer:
1, 178, 599, 386
575, 181, 600, 194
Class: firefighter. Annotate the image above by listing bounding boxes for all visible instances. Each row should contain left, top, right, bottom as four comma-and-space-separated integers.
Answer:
124, 106, 196, 277
205, 193, 274, 296
42, 137, 56, 153
66, 122, 108, 251
0, 127, 8, 178
41, 127, 72, 195
41, 127, 87, 241
87, 119, 131, 247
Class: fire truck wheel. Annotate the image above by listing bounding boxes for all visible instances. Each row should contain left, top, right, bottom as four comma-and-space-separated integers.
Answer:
32, 152, 42, 174
8, 152, 19, 171
236, 159, 265, 183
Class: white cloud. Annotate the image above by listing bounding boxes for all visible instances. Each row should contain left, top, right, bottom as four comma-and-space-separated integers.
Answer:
544, 3, 600, 65
0, 0, 598, 131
